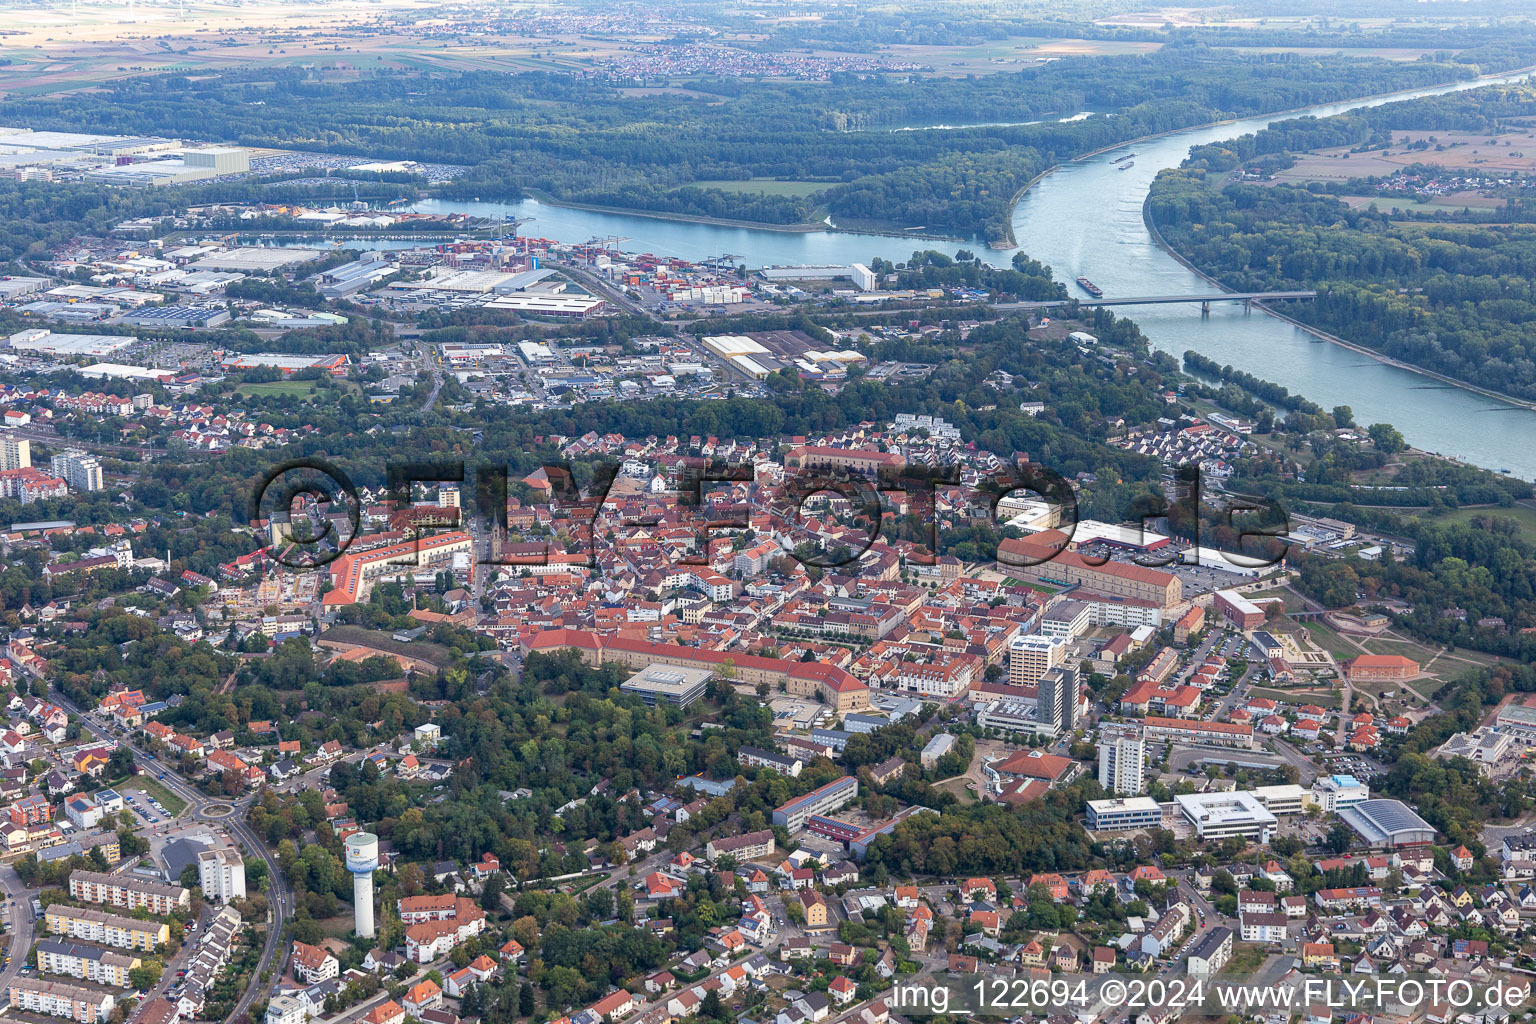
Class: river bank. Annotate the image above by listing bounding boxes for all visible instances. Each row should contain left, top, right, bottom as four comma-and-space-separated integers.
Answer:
1007, 64, 1536, 478
1000, 62, 1536, 247
521, 188, 969, 243
1139, 201, 1536, 414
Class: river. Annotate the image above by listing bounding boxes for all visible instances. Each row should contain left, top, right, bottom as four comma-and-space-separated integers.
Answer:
1011, 68, 1536, 479
351, 70, 1536, 476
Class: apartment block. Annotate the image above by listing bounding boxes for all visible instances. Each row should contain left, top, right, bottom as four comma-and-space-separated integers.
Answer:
68, 870, 189, 915
44, 905, 168, 951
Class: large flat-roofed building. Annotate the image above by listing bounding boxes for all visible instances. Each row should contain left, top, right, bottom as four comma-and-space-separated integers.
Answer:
320, 258, 398, 298
846, 805, 937, 861
481, 293, 607, 318
7, 330, 134, 357
220, 353, 349, 376
1312, 774, 1369, 812
7, 977, 116, 1022
1039, 599, 1092, 639
117, 305, 230, 329
1251, 784, 1312, 816
183, 147, 249, 174
1008, 633, 1067, 686
758, 264, 876, 291
1142, 716, 1254, 749
0, 433, 29, 471
772, 776, 858, 831
1338, 799, 1435, 848
0, 276, 52, 300
1036, 665, 1077, 738
1085, 796, 1163, 832
998, 533, 1182, 610
1497, 700, 1536, 739
68, 870, 189, 915
188, 247, 323, 272
1214, 589, 1265, 629
50, 450, 102, 493
620, 663, 712, 708
1175, 791, 1277, 842
976, 697, 1062, 738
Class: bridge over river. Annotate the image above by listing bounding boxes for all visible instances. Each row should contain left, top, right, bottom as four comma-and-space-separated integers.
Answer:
994, 290, 1318, 312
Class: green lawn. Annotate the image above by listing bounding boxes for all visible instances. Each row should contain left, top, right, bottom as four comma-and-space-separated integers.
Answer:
120, 777, 188, 818
1417, 505, 1536, 546
1247, 588, 1305, 612
1221, 942, 1269, 975
934, 776, 979, 804
1301, 621, 1360, 660
683, 178, 830, 197
236, 380, 322, 399
1248, 686, 1342, 709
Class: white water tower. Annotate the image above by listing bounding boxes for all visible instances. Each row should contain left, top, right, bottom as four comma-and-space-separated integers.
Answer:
344, 832, 380, 939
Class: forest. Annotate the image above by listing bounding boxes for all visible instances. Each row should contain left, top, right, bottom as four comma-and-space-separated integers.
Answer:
0, 48, 1514, 244
1148, 85, 1536, 401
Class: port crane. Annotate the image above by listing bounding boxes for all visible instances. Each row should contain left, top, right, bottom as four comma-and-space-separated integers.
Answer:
502, 215, 537, 236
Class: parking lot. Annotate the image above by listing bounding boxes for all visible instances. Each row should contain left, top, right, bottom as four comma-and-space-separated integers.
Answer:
1318, 752, 1386, 781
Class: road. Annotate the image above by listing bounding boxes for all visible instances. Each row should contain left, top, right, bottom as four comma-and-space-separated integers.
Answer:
54, 692, 291, 1021
1269, 738, 1321, 785
416, 345, 444, 413
0, 862, 34, 993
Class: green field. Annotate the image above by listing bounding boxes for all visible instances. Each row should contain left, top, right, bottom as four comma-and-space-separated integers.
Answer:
120, 777, 188, 818
236, 380, 323, 399
1222, 942, 1269, 975
1300, 621, 1361, 660
1417, 504, 1536, 545
683, 178, 829, 197
1248, 686, 1342, 709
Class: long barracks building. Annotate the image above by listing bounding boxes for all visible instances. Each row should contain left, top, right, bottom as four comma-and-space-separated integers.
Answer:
998, 531, 1183, 610
322, 531, 474, 606
522, 629, 871, 713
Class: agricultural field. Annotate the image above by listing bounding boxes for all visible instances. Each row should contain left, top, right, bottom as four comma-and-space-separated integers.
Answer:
886, 37, 1163, 76
1266, 126, 1536, 188
0, 0, 638, 96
